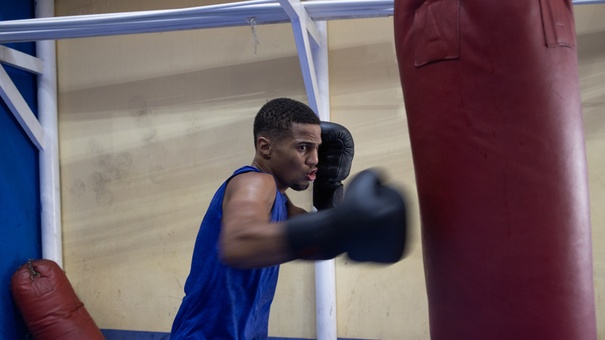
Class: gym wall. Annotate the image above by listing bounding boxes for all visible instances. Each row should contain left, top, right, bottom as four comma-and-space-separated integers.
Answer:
0, 1, 41, 339
52, 1, 605, 339
578, 9, 605, 340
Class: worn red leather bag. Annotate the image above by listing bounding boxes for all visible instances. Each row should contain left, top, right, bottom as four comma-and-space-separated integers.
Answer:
10, 259, 104, 340
394, 0, 597, 339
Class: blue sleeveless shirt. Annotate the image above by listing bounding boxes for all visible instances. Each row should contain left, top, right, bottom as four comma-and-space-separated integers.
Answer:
171, 166, 288, 339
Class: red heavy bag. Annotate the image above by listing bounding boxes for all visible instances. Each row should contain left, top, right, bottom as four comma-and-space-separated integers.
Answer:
10, 259, 105, 340
394, 0, 597, 339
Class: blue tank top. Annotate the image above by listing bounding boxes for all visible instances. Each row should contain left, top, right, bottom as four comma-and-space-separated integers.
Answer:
171, 166, 288, 340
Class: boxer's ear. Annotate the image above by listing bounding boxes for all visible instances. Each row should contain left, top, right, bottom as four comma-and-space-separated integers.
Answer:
256, 136, 271, 159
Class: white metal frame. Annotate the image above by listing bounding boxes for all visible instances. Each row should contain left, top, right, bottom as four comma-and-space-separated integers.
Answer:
0, 1, 63, 268
0, 46, 45, 149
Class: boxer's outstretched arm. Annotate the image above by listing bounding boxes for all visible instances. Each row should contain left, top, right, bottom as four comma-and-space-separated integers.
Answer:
219, 168, 409, 269
219, 171, 295, 269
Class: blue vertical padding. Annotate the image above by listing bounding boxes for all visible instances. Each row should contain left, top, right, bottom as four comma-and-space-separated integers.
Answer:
0, 1, 41, 339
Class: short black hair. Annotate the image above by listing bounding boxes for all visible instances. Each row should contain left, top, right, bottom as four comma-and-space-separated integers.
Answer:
253, 98, 320, 146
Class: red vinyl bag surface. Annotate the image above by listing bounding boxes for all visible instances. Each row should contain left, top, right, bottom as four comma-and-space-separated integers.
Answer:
10, 259, 104, 340
394, 0, 597, 339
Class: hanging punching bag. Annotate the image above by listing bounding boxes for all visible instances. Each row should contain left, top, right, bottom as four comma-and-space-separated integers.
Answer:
10, 259, 105, 340
394, 0, 597, 339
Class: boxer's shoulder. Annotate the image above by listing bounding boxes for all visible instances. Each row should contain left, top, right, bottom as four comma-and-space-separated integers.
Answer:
224, 171, 276, 205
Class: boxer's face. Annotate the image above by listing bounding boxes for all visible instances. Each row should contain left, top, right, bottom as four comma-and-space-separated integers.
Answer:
271, 122, 321, 192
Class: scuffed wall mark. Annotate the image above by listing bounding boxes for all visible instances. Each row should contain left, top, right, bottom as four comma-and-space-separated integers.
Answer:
112, 152, 134, 180
90, 171, 113, 206
69, 178, 87, 198
128, 95, 158, 143
86, 140, 134, 207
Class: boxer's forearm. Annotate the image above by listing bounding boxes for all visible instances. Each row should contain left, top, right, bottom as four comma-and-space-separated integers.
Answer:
219, 221, 295, 269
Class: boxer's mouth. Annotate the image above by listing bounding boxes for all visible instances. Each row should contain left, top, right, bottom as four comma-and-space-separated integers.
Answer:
306, 169, 317, 182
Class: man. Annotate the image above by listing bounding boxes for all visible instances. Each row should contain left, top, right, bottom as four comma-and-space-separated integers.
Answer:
171, 98, 406, 339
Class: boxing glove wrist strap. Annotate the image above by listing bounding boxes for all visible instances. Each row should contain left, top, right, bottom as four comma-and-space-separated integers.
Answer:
285, 211, 344, 260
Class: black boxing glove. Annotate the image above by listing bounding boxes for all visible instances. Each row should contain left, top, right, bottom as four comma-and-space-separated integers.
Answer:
287, 169, 407, 262
313, 121, 354, 210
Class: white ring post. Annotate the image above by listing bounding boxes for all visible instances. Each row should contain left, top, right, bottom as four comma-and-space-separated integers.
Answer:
36, 0, 63, 266
312, 20, 338, 340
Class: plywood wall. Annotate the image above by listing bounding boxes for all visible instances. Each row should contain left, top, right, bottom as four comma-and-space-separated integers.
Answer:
55, 1, 605, 339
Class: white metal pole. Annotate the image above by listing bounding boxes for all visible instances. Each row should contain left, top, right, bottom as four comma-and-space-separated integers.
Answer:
36, 0, 62, 266
312, 20, 338, 340
315, 259, 337, 340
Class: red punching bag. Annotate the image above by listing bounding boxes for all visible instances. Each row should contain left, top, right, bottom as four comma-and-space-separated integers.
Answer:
10, 259, 105, 340
394, 0, 597, 339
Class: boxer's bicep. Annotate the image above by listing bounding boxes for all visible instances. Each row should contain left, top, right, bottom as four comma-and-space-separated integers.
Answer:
220, 172, 293, 268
